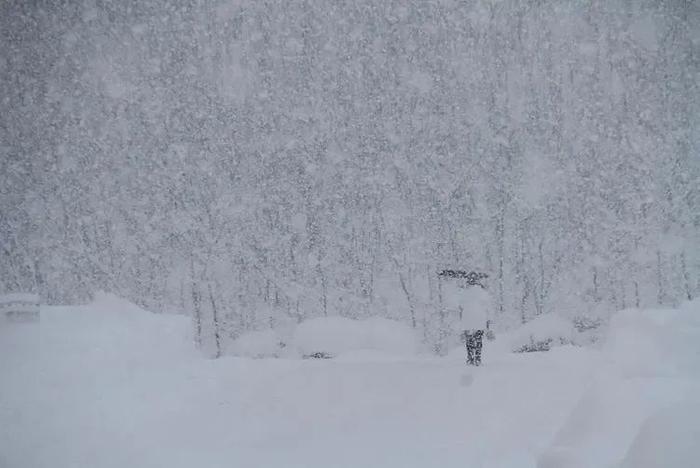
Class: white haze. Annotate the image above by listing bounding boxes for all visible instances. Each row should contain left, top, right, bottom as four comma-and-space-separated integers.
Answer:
1, 0, 698, 355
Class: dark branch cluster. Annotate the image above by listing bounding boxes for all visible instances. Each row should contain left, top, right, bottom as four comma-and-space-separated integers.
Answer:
437, 270, 489, 287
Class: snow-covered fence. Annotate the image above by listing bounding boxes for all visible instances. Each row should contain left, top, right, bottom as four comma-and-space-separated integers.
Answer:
0, 293, 40, 323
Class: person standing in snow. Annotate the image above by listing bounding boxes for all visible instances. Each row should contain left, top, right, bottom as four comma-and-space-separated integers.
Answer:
462, 329, 484, 365
438, 269, 492, 366
455, 273, 491, 366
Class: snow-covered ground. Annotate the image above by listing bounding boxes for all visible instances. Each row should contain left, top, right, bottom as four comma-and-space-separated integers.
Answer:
1, 294, 698, 468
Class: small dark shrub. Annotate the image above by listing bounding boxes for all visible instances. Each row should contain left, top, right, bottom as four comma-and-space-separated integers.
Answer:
515, 335, 572, 353
302, 352, 333, 359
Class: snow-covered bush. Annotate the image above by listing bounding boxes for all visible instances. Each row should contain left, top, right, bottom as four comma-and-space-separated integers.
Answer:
572, 315, 602, 332
570, 315, 606, 346
503, 314, 575, 353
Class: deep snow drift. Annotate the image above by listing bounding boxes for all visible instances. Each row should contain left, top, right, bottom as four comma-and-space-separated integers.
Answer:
1, 294, 698, 468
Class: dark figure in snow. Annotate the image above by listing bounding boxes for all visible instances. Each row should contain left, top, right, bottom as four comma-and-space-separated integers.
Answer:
462, 329, 484, 366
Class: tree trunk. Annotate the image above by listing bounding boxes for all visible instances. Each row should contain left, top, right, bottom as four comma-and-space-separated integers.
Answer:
620, 280, 626, 310
656, 250, 664, 305
190, 257, 203, 348
534, 240, 545, 316
320, 266, 328, 316
680, 251, 692, 301
521, 275, 530, 324
497, 213, 506, 316
398, 270, 416, 329
208, 282, 222, 359
592, 267, 599, 301
192, 283, 203, 348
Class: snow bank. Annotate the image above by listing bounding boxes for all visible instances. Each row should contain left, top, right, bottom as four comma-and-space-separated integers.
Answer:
49, 291, 195, 361
538, 300, 700, 468
0, 295, 198, 468
293, 316, 420, 357
605, 307, 670, 377
605, 299, 700, 377
619, 400, 700, 468
537, 376, 684, 468
0, 292, 40, 323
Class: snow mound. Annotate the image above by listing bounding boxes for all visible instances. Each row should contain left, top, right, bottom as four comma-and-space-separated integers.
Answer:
499, 313, 575, 353
49, 291, 195, 361
293, 316, 419, 357
619, 400, 700, 468
605, 299, 700, 377
229, 329, 285, 358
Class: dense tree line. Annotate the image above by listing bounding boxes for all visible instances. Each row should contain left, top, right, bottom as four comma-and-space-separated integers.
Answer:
1, 0, 698, 355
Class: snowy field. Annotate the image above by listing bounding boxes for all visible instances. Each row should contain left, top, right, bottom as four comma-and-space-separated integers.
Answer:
1, 295, 699, 468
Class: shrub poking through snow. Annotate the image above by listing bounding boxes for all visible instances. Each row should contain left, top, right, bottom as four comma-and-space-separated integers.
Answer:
515, 336, 573, 353
504, 313, 576, 353
302, 352, 333, 359
573, 316, 603, 332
